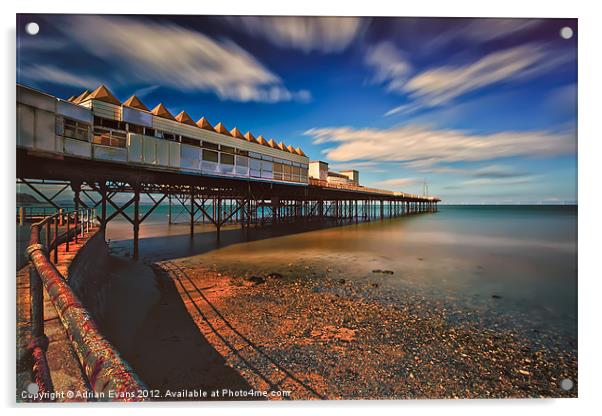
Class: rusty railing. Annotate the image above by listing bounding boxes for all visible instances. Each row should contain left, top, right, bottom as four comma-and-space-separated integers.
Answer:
25, 208, 147, 401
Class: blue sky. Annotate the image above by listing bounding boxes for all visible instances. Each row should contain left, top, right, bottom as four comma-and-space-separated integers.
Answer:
17, 15, 577, 203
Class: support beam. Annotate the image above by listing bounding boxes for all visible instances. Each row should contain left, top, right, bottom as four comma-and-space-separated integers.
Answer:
133, 185, 140, 261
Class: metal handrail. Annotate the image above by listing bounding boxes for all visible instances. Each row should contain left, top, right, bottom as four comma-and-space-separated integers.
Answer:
308, 178, 440, 201
25, 209, 147, 401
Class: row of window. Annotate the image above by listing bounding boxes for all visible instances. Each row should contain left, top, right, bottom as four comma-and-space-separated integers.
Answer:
59, 116, 309, 182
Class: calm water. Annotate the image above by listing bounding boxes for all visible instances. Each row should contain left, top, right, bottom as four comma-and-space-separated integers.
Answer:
106, 205, 577, 340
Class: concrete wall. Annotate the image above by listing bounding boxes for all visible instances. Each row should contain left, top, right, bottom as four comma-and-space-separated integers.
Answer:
67, 230, 111, 320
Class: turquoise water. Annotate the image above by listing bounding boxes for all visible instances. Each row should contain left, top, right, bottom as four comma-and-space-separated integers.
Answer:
106, 205, 577, 341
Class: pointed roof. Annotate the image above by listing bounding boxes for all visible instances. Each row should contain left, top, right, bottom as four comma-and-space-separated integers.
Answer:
150, 103, 175, 120
175, 111, 196, 126
287, 145, 296, 153
214, 122, 232, 136
277, 142, 287, 151
244, 131, 258, 143
72, 90, 90, 104
295, 147, 306, 156
256, 135, 267, 145
196, 117, 215, 131
86, 85, 121, 105
123, 95, 149, 111
267, 139, 277, 148
66, 95, 76, 102
230, 127, 245, 139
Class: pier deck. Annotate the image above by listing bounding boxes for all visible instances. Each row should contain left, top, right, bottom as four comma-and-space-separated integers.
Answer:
18, 148, 439, 260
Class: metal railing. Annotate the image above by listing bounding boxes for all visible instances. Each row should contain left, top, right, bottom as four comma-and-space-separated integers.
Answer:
308, 178, 440, 201
25, 209, 147, 401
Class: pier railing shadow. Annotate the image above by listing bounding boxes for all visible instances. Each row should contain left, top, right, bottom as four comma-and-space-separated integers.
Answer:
159, 260, 325, 400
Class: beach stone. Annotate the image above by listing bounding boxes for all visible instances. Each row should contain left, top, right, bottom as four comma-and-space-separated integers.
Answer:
492, 295, 502, 299
247, 275, 265, 285
266, 272, 283, 279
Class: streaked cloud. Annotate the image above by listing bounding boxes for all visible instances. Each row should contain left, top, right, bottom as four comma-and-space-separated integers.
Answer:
373, 177, 422, 188
47, 16, 309, 103
18, 64, 105, 89
375, 41, 574, 115
225, 16, 365, 53
305, 124, 575, 166
364, 41, 412, 90
404, 44, 553, 106
425, 18, 544, 51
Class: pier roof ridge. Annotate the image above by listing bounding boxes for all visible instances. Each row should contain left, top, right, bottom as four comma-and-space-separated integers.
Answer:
86, 85, 121, 106
123, 95, 150, 111
150, 103, 176, 120
175, 111, 196, 126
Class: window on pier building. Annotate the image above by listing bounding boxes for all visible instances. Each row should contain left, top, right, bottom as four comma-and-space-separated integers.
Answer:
202, 149, 219, 163
92, 127, 126, 148
273, 162, 284, 180
220, 153, 235, 165
283, 164, 292, 180
61, 117, 90, 142
202, 141, 219, 151
163, 132, 177, 142
292, 166, 301, 182
181, 136, 200, 146
220, 145, 235, 154
127, 123, 144, 135
249, 158, 261, 177
94, 116, 125, 131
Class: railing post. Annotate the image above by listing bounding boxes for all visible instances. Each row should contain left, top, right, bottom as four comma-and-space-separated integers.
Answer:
65, 213, 70, 252
28, 265, 54, 397
133, 186, 141, 261
45, 220, 51, 252
53, 215, 59, 264
80, 210, 84, 238
74, 210, 79, 245
29, 266, 44, 339
19, 207, 25, 225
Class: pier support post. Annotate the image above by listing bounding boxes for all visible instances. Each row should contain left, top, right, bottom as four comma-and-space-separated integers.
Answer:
168, 194, 172, 224
190, 192, 195, 237
216, 197, 222, 240
133, 185, 140, 261
100, 182, 107, 232
71, 181, 81, 244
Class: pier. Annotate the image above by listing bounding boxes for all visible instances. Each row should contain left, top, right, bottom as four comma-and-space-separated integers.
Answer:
16, 82, 438, 261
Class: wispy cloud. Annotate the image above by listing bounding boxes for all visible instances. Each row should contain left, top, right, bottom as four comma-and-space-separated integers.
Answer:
132, 85, 160, 98
373, 41, 574, 115
43, 16, 309, 103
425, 18, 544, 51
403, 43, 560, 106
18, 64, 106, 89
225, 16, 365, 54
305, 124, 576, 167
373, 177, 422, 187
364, 41, 412, 90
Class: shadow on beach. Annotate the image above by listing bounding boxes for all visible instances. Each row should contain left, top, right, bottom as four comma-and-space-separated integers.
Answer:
115, 262, 259, 400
